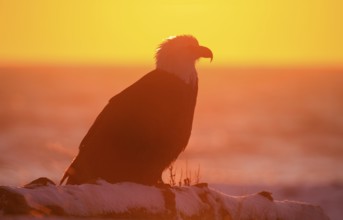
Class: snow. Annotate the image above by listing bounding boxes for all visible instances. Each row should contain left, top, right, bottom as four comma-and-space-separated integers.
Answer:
0, 180, 330, 219
214, 183, 343, 220
172, 187, 205, 216
10, 181, 165, 216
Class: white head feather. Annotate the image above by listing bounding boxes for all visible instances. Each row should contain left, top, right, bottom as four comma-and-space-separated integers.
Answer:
155, 35, 212, 85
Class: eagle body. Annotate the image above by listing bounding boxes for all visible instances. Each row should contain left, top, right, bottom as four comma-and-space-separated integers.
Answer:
61, 35, 212, 185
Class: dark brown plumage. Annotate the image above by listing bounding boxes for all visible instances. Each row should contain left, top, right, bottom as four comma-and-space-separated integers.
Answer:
61, 35, 212, 185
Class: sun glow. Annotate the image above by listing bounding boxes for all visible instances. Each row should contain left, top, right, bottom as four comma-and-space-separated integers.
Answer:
1, 1, 343, 188
0, 0, 342, 67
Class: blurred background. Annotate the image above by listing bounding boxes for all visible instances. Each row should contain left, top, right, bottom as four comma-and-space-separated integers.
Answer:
0, 2, 342, 217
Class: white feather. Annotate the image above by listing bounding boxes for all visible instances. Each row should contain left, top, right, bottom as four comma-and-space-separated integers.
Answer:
155, 35, 199, 85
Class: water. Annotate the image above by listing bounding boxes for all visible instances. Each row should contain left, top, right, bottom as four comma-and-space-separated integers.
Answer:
0, 66, 342, 219
1, 66, 342, 185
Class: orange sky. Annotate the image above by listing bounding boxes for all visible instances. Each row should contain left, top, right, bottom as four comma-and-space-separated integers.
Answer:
1, 1, 342, 187
0, 0, 342, 67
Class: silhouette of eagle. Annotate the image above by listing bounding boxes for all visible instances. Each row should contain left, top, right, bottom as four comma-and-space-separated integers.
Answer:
61, 35, 213, 185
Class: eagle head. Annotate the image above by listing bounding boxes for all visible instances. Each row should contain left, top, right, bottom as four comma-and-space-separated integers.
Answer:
155, 35, 213, 84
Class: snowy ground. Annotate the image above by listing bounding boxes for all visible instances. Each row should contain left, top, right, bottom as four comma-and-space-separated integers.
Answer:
213, 182, 343, 220
0, 180, 331, 220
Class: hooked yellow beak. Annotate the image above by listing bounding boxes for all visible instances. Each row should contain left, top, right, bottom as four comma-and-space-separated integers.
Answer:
197, 46, 213, 62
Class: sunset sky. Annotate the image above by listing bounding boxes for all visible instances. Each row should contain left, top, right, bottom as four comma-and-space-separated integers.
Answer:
0, 0, 342, 67
0, 1, 343, 186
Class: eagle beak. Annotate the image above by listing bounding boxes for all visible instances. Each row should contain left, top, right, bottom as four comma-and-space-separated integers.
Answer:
197, 46, 213, 62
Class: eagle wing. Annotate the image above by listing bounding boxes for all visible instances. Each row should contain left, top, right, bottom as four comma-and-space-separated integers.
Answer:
61, 69, 197, 184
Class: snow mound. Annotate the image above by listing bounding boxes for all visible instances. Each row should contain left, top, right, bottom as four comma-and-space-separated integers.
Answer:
0, 178, 329, 220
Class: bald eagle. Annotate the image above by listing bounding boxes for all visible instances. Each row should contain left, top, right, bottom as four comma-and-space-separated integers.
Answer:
61, 35, 213, 185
